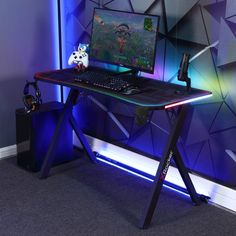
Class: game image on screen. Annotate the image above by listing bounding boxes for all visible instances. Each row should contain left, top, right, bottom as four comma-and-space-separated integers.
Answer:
90, 8, 160, 73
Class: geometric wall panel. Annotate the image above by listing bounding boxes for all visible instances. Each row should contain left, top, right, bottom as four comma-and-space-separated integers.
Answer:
203, 1, 226, 23
189, 50, 222, 100
148, 0, 165, 35
227, 16, 236, 23
72, 1, 86, 25
128, 126, 155, 155
184, 142, 204, 169
225, 94, 236, 115
225, 0, 236, 19
217, 18, 236, 66
104, 0, 132, 11
199, 0, 215, 6
210, 131, 236, 186
61, 0, 236, 187
85, 0, 100, 18
170, 5, 209, 45
201, 7, 220, 44
164, 0, 199, 32
192, 103, 222, 134
151, 109, 170, 134
130, 0, 155, 13
103, 114, 132, 141
151, 124, 169, 157
64, 0, 83, 13
182, 108, 211, 146
163, 40, 180, 82
153, 39, 167, 81
210, 102, 236, 133
226, 90, 236, 114
217, 67, 231, 98
211, 129, 236, 156
192, 141, 217, 180
182, 104, 221, 146
199, 0, 225, 7
218, 62, 236, 112
226, 149, 236, 163
66, 15, 86, 45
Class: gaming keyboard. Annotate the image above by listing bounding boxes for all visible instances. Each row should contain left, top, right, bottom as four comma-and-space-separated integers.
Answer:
73, 70, 132, 92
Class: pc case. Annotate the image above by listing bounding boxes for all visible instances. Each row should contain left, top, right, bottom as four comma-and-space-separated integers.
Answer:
16, 101, 73, 172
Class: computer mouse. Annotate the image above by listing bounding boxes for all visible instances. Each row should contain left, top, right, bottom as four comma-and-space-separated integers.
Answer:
122, 86, 141, 95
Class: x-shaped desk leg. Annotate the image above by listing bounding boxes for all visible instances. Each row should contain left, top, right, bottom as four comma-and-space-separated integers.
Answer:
139, 105, 201, 229
39, 89, 97, 179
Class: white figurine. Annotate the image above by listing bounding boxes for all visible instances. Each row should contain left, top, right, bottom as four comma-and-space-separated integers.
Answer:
68, 44, 89, 72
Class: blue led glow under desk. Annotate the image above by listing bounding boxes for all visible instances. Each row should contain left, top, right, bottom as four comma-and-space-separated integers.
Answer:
34, 67, 212, 229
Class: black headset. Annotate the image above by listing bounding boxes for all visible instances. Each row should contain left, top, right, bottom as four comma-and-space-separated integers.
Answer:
23, 81, 42, 113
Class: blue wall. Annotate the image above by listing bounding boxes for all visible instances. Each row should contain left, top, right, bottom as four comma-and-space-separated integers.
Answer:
0, 0, 60, 148
60, 0, 236, 187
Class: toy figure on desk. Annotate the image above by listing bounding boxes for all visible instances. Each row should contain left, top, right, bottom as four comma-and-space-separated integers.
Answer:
68, 44, 89, 72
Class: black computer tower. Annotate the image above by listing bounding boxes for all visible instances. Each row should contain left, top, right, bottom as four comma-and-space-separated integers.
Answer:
16, 101, 73, 172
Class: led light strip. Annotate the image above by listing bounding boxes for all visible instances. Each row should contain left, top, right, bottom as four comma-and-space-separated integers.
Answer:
96, 157, 154, 182
164, 94, 212, 109
96, 156, 190, 197
51, 0, 62, 102
74, 135, 236, 212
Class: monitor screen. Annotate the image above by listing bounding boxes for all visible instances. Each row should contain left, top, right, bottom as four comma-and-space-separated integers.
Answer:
89, 8, 160, 74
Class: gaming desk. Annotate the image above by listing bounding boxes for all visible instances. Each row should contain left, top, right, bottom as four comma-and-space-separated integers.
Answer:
34, 67, 211, 229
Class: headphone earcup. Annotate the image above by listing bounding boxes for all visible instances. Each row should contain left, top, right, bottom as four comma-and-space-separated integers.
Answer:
23, 81, 42, 113
23, 94, 36, 112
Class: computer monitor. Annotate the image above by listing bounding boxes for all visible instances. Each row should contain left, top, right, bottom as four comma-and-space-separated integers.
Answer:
89, 8, 160, 74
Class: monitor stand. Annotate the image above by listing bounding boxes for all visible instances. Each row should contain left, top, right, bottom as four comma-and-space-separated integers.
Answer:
115, 69, 139, 77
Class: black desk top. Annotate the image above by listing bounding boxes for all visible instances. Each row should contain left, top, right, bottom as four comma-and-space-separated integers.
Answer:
35, 68, 212, 109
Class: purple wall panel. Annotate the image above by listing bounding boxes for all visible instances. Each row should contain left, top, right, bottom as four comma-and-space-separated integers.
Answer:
61, 0, 236, 187
0, 0, 60, 148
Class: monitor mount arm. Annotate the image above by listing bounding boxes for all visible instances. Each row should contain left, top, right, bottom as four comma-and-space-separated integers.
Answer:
114, 68, 139, 77
177, 53, 191, 92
